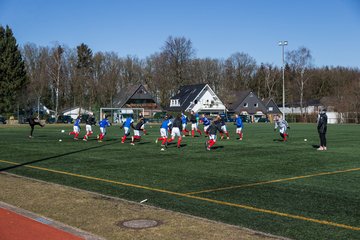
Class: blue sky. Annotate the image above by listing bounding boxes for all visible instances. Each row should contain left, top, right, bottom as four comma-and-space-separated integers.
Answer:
0, 0, 359, 67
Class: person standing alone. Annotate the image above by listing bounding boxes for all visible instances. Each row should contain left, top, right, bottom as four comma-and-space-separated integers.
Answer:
317, 108, 328, 151
28, 115, 45, 138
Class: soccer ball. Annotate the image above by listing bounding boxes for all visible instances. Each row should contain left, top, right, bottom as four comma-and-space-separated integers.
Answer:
161, 148, 165, 151
304, 139, 307, 142
61, 130, 65, 133
59, 139, 62, 142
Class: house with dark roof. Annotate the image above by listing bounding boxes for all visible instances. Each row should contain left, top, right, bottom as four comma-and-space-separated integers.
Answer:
112, 84, 162, 117
167, 84, 226, 114
263, 98, 282, 122
226, 91, 268, 122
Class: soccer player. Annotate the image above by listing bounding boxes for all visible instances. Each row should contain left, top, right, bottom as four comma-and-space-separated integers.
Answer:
121, 116, 134, 143
219, 116, 230, 140
167, 114, 183, 148
235, 114, 244, 140
130, 117, 145, 145
83, 113, 96, 141
317, 108, 328, 151
190, 111, 202, 137
274, 115, 290, 141
97, 116, 111, 142
28, 115, 45, 138
69, 116, 81, 140
137, 113, 147, 135
205, 116, 223, 151
195, 112, 200, 128
181, 112, 189, 137
156, 115, 172, 150
200, 114, 211, 136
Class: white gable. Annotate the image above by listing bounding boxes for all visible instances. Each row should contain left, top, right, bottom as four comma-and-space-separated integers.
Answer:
186, 85, 226, 113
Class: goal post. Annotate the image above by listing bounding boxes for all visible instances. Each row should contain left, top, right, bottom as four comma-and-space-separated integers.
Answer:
99, 108, 144, 124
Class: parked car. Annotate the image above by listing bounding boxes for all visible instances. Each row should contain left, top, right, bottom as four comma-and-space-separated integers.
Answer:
0, 115, 7, 124
257, 117, 270, 123
57, 115, 73, 124
46, 116, 56, 124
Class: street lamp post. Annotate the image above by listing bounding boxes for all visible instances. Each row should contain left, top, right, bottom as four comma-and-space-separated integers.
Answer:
278, 41, 288, 120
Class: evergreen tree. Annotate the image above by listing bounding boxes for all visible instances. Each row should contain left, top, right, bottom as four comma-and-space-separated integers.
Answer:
0, 25, 28, 114
74, 43, 93, 109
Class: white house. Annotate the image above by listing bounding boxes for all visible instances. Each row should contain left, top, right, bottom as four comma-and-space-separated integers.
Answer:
168, 84, 226, 114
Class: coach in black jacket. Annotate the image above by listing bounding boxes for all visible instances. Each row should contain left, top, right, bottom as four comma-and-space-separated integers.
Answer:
317, 108, 328, 151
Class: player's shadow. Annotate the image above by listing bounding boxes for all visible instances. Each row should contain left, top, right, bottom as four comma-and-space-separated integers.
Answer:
137, 142, 150, 145
0, 141, 120, 172
312, 144, 320, 148
105, 138, 119, 142
211, 146, 224, 150
273, 139, 284, 142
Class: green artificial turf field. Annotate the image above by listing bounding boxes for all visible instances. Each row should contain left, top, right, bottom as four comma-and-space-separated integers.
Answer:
0, 123, 359, 239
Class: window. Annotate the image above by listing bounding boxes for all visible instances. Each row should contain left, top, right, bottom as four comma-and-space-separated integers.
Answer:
268, 107, 273, 111
170, 99, 179, 106
243, 103, 248, 107
254, 103, 258, 107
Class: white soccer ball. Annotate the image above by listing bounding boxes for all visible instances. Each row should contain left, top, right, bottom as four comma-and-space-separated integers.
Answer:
61, 130, 65, 133
304, 139, 307, 142
161, 148, 165, 151
59, 139, 62, 142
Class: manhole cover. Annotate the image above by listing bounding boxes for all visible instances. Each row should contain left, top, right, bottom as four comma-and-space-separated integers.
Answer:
119, 219, 161, 229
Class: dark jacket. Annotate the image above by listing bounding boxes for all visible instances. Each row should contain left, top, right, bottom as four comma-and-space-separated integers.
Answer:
134, 119, 145, 130
206, 121, 223, 135
28, 117, 40, 126
172, 117, 183, 131
190, 114, 197, 124
317, 113, 328, 134
86, 116, 96, 125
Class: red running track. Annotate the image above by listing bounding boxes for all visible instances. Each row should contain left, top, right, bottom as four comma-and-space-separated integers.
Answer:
0, 208, 84, 240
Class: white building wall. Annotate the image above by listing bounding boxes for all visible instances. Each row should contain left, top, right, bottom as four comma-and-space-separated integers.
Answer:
285, 106, 339, 124
190, 89, 226, 113
327, 112, 339, 124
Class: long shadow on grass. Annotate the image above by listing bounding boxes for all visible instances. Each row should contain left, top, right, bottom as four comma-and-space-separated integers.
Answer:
0, 140, 120, 172
211, 146, 224, 150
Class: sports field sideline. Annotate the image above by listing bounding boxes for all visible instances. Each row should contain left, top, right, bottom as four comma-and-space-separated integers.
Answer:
0, 123, 359, 239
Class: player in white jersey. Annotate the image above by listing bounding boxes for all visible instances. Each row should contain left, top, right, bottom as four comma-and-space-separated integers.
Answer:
274, 115, 290, 141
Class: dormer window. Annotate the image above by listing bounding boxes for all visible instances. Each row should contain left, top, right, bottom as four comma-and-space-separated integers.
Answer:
254, 103, 258, 107
244, 103, 248, 107
170, 99, 180, 107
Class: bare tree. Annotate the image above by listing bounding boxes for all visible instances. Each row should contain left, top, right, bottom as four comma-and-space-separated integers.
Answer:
146, 52, 174, 107
47, 44, 64, 119
286, 47, 313, 116
22, 44, 50, 113
224, 52, 257, 91
103, 52, 122, 107
162, 36, 195, 87
263, 64, 281, 99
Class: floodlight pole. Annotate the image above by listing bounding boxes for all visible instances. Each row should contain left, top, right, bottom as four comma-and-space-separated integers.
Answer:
278, 41, 288, 120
